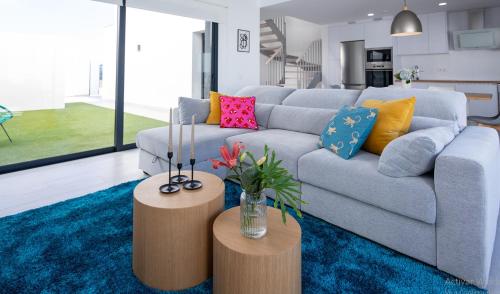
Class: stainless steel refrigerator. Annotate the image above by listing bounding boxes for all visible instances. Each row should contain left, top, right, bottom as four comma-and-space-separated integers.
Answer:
341, 40, 366, 90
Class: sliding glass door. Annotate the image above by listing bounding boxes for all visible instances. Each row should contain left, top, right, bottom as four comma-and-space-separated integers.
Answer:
0, 0, 217, 174
0, 0, 117, 168
123, 8, 212, 144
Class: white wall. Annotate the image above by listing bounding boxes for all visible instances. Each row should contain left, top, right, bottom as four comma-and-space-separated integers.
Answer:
123, 8, 205, 110
0, 0, 117, 111
398, 50, 500, 81
218, 0, 261, 94
285, 17, 321, 57
321, 25, 330, 88
0, 33, 66, 111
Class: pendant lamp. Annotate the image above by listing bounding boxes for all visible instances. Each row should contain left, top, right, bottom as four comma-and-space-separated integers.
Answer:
391, 0, 422, 36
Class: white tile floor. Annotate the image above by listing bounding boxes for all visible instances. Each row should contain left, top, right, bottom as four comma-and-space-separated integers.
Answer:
0, 149, 498, 293
0, 149, 145, 218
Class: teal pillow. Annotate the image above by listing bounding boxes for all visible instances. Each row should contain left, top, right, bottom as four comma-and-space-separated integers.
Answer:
319, 106, 378, 159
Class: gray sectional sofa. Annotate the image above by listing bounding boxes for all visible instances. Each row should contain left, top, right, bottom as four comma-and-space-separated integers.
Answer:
136, 85, 500, 289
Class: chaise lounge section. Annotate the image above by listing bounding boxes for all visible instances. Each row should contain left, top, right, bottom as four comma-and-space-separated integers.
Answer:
136, 85, 500, 289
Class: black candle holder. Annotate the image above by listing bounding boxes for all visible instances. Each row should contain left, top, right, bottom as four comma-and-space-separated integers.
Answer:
171, 163, 190, 184
183, 158, 203, 190
159, 152, 180, 194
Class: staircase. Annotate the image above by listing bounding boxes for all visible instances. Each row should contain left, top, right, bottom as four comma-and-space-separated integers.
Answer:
260, 18, 322, 89
295, 39, 322, 89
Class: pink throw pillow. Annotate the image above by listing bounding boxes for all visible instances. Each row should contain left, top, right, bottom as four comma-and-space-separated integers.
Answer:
219, 96, 258, 129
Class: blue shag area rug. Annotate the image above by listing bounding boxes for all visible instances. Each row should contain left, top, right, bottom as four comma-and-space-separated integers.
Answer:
0, 180, 485, 294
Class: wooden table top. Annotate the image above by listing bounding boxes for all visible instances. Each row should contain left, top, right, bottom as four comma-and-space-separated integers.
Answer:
134, 171, 224, 209
213, 207, 301, 256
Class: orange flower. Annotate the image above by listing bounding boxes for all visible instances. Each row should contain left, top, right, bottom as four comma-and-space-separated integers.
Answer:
210, 142, 244, 170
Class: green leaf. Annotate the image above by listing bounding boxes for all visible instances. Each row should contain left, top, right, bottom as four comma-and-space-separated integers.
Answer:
279, 197, 287, 224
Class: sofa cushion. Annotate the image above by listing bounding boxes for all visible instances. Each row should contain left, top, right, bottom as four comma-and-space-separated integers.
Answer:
206, 91, 224, 125
298, 149, 436, 224
362, 97, 416, 155
254, 104, 275, 128
319, 106, 378, 159
268, 105, 337, 135
136, 124, 255, 164
178, 97, 210, 124
378, 126, 456, 178
220, 96, 258, 129
234, 86, 295, 105
226, 129, 320, 179
355, 87, 467, 130
282, 89, 361, 109
410, 116, 459, 135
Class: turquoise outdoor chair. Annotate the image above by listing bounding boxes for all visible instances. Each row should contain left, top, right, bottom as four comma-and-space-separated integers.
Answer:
0, 105, 13, 143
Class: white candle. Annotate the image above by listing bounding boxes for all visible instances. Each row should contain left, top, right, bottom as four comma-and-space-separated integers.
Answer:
168, 108, 173, 153
190, 115, 195, 159
177, 124, 182, 164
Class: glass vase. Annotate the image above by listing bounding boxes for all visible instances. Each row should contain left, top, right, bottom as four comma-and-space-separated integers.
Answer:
402, 80, 412, 88
240, 190, 267, 239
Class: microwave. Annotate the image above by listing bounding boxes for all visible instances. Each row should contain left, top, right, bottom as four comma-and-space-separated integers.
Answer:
366, 48, 393, 70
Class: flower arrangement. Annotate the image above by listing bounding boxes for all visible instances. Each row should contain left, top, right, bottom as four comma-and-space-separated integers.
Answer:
211, 143, 304, 224
395, 66, 420, 85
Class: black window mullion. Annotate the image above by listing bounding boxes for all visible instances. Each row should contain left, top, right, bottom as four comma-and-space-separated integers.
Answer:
211, 22, 218, 92
114, 2, 126, 150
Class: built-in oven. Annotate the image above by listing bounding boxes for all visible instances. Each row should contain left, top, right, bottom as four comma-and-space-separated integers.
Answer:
366, 69, 394, 88
366, 47, 393, 87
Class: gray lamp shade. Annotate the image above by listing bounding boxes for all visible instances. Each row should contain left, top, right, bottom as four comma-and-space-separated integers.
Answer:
391, 9, 423, 36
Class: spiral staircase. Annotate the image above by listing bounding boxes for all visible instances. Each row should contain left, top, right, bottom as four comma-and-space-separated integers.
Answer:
260, 18, 322, 89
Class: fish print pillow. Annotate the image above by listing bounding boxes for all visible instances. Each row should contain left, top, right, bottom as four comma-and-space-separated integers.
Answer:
319, 106, 378, 159
219, 96, 258, 129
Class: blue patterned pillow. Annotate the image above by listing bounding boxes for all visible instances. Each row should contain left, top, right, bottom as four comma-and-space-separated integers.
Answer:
319, 106, 378, 159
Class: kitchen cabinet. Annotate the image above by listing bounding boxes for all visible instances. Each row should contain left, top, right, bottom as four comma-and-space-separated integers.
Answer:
333, 23, 365, 42
428, 12, 449, 54
364, 19, 393, 48
395, 12, 449, 55
395, 14, 430, 55
455, 83, 499, 117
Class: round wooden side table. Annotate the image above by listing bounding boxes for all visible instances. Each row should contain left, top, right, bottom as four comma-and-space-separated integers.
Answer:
213, 207, 302, 294
132, 171, 225, 291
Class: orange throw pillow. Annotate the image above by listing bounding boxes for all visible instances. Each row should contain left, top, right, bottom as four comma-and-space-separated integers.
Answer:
362, 97, 416, 155
206, 91, 224, 124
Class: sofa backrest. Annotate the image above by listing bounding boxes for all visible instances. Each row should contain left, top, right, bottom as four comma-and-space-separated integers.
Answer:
255, 104, 275, 128
355, 87, 468, 130
282, 89, 361, 109
234, 86, 295, 105
268, 105, 337, 135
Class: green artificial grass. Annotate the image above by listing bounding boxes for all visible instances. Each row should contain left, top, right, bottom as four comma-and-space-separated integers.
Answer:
0, 103, 166, 166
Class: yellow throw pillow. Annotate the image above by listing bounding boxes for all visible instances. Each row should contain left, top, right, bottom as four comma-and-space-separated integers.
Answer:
206, 91, 224, 124
362, 97, 416, 155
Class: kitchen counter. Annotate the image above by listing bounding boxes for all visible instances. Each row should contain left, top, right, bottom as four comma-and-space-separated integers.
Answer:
393, 80, 500, 118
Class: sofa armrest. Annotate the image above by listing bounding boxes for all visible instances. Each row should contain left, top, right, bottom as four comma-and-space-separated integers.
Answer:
435, 126, 500, 288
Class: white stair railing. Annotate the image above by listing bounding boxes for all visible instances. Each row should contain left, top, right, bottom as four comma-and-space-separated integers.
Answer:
261, 17, 286, 86
296, 39, 322, 89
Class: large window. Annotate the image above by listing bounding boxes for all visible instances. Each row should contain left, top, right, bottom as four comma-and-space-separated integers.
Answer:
0, 0, 217, 173
0, 0, 118, 167
123, 8, 210, 144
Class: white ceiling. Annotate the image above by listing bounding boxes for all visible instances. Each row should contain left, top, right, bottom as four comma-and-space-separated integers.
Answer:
261, 0, 500, 25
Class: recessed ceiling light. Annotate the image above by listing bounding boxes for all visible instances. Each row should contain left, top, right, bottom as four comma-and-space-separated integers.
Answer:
368, 13, 375, 17
438, 2, 447, 6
